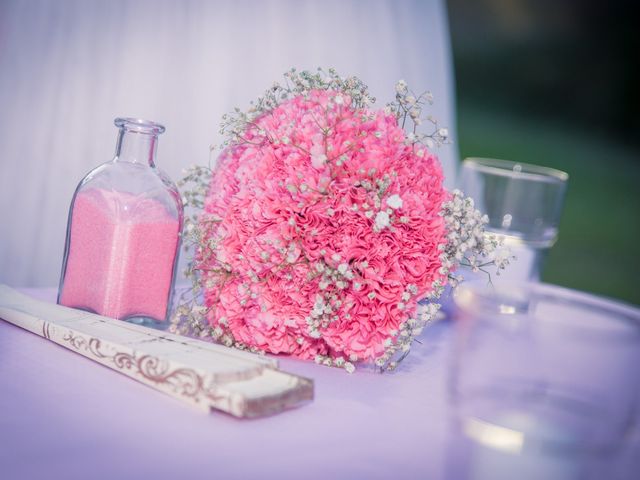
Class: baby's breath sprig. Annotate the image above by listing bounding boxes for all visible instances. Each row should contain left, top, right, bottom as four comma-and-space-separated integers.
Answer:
171, 164, 265, 355
386, 80, 449, 150
178, 164, 211, 210
373, 190, 513, 373
171, 165, 214, 337
220, 67, 375, 148
375, 300, 442, 373
439, 190, 514, 287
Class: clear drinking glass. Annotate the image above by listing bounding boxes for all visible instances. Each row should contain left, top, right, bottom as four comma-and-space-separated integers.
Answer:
58, 118, 183, 328
459, 158, 568, 284
447, 282, 640, 480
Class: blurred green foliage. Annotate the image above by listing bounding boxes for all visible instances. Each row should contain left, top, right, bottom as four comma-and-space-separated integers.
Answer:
448, 0, 639, 304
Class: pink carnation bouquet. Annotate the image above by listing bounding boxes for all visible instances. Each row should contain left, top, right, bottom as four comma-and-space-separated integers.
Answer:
173, 68, 507, 372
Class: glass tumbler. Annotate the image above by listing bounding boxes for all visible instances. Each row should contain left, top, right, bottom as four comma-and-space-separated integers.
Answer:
448, 282, 640, 480
459, 158, 568, 284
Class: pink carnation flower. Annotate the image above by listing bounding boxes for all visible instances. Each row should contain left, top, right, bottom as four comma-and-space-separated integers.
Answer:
198, 89, 448, 363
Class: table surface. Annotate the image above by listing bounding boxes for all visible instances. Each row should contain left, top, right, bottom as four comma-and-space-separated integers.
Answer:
1, 287, 638, 480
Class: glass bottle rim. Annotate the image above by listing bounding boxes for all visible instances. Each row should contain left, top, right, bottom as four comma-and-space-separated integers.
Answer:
463, 157, 569, 184
115, 117, 166, 135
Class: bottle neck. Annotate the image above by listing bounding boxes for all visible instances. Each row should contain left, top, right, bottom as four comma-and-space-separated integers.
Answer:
114, 129, 158, 166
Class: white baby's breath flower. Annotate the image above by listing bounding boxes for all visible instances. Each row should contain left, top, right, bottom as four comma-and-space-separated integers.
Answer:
374, 211, 390, 230
386, 194, 403, 210
493, 246, 513, 270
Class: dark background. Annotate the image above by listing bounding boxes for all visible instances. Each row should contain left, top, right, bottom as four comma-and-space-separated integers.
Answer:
447, 0, 639, 304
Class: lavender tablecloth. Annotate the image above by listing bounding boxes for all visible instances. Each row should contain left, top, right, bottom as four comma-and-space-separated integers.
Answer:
0, 288, 637, 480
0, 288, 455, 480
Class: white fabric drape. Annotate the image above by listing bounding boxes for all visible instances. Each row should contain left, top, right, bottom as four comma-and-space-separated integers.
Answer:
0, 0, 458, 287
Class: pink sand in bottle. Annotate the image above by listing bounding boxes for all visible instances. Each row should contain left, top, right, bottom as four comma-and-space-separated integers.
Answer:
59, 188, 180, 321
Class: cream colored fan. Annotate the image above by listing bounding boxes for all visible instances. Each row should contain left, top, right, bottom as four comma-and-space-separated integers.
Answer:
0, 285, 313, 418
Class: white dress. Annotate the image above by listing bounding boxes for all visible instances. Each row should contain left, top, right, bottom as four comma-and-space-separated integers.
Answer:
0, 0, 458, 286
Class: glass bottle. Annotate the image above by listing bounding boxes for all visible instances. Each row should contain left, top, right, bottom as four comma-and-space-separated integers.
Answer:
58, 118, 183, 328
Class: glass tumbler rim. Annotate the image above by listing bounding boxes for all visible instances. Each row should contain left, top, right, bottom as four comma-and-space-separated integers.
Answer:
114, 117, 166, 135
462, 157, 569, 184
454, 281, 640, 344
